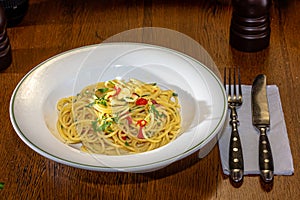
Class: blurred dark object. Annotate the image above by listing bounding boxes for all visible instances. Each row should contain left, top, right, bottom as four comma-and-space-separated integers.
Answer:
0, 4, 12, 71
230, 0, 271, 52
0, 0, 29, 27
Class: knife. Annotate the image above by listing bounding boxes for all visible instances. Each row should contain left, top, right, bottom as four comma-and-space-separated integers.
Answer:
251, 74, 274, 183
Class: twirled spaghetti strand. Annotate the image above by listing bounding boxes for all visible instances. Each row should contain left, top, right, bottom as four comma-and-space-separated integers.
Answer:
56, 79, 181, 155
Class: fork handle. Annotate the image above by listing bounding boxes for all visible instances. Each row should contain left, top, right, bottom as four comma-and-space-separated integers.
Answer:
229, 107, 244, 182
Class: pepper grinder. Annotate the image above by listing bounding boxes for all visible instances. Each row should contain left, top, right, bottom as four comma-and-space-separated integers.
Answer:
0, 0, 29, 27
0, 5, 12, 71
230, 0, 272, 52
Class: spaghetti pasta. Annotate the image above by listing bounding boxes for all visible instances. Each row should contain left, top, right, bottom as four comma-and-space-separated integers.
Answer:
56, 78, 181, 155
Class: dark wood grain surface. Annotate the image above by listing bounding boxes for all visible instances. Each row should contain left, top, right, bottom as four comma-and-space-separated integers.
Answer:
1, 0, 299, 199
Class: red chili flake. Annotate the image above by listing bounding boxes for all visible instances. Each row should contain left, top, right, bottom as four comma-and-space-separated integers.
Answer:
136, 119, 147, 127
136, 98, 148, 105
120, 131, 127, 140
114, 86, 121, 96
151, 99, 158, 104
126, 115, 133, 125
107, 86, 121, 99
136, 120, 147, 139
137, 127, 144, 139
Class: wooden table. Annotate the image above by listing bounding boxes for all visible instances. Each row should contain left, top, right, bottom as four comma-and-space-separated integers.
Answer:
1, 0, 299, 199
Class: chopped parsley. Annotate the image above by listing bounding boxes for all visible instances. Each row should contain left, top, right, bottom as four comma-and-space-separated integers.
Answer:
86, 102, 95, 108
95, 97, 107, 107
98, 88, 109, 93
92, 120, 99, 132
150, 105, 164, 118
92, 120, 113, 132
108, 81, 115, 86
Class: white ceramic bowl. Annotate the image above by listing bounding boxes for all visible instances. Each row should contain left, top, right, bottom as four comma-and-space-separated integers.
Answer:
9, 43, 227, 172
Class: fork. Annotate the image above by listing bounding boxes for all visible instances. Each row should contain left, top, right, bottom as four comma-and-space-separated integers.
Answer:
224, 67, 244, 183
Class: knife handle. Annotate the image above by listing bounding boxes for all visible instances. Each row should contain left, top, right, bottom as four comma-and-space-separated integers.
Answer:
229, 107, 244, 182
259, 127, 274, 183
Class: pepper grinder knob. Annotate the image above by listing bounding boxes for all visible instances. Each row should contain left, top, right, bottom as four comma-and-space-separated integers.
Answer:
0, 0, 29, 27
230, 0, 272, 52
0, 4, 12, 71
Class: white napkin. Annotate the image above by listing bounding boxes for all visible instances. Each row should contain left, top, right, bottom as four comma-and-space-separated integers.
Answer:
218, 85, 294, 175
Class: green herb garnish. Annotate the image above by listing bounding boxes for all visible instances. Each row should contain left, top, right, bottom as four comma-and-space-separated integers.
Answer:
108, 81, 115, 86
112, 117, 119, 123
86, 102, 95, 108
92, 120, 100, 132
98, 88, 109, 93
92, 120, 113, 132
99, 121, 112, 131
95, 97, 107, 107
150, 105, 163, 118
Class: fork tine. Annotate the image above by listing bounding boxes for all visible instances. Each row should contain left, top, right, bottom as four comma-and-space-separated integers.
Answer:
238, 67, 242, 99
233, 68, 237, 98
228, 68, 232, 97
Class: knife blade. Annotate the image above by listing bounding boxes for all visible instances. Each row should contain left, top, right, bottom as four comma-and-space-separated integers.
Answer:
251, 74, 274, 183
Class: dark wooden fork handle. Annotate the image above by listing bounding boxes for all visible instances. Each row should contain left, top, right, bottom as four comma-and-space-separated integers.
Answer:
229, 106, 244, 182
